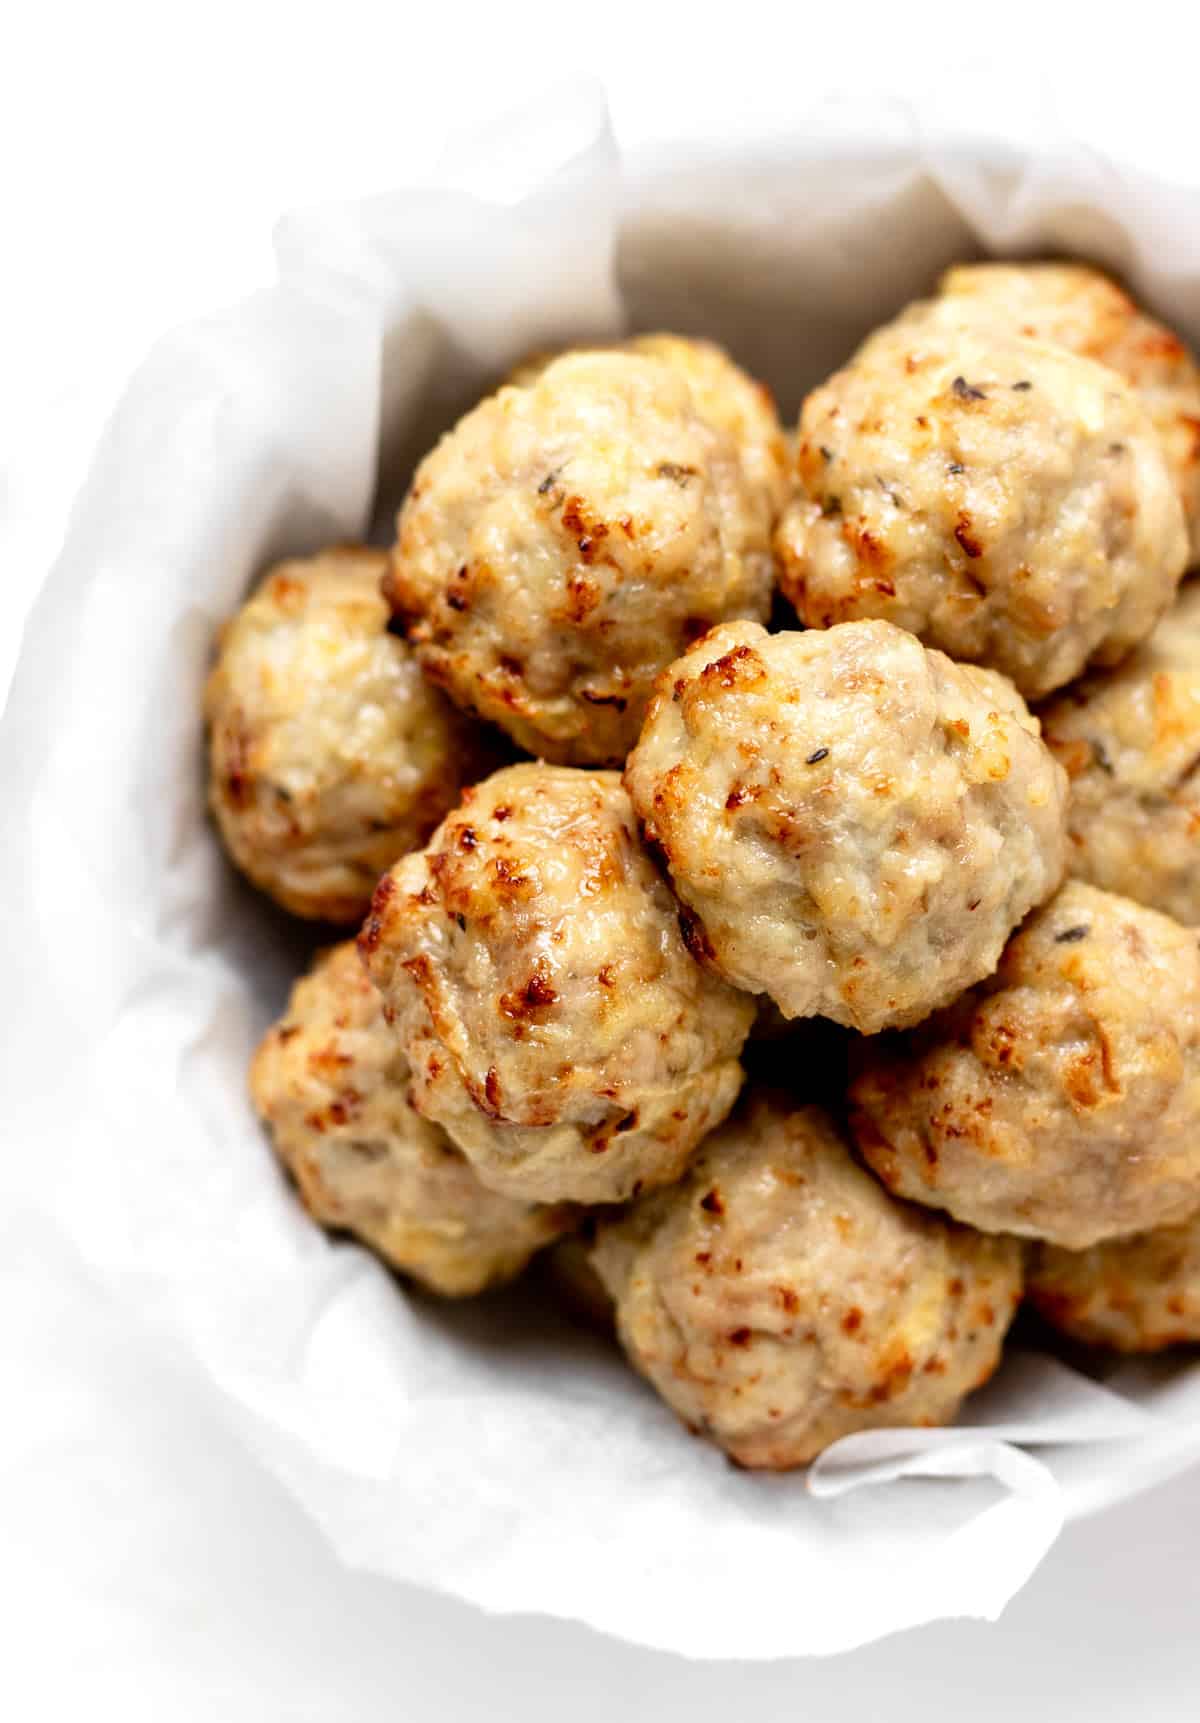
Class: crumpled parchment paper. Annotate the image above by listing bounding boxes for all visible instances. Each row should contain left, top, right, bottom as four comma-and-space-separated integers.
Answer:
3, 82, 1200, 1658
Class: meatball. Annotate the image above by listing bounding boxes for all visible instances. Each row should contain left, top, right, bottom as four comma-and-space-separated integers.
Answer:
1039, 580, 1200, 922
507, 333, 790, 537
921, 262, 1200, 565
249, 943, 570, 1296
774, 326, 1187, 699
623, 619, 1068, 1034
358, 763, 754, 1204
590, 1092, 1022, 1470
384, 350, 775, 764
205, 546, 487, 923
1027, 1213, 1200, 1352
850, 882, 1200, 1247
624, 334, 790, 532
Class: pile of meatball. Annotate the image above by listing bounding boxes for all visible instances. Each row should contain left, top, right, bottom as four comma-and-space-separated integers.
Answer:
209, 265, 1200, 1470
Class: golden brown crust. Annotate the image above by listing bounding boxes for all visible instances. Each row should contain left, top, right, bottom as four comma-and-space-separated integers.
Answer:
590, 1092, 1022, 1469
850, 883, 1200, 1246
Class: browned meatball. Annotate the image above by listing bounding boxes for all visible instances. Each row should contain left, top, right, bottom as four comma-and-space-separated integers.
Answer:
249, 943, 571, 1296
624, 334, 791, 533
926, 262, 1200, 565
624, 619, 1067, 1033
205, 546, 488, 922
775, 326, 1186, 699
590, 1092, 1022, 1469
1027, 1213, 1200, 1352
508, 333, 790, 539
850, 883, 1200, 1247
359, 763, 754, 1204
1039, 580, 1200, 923
384, 351, 775, 764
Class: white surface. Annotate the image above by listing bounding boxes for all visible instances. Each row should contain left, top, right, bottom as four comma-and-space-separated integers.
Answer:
5, 5, 1200, 1716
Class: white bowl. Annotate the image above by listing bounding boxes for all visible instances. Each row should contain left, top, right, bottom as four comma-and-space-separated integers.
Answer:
4, 90, 1199, 1658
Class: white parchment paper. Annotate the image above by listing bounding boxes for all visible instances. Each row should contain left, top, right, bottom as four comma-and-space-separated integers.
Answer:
4, 84, 1200, 1658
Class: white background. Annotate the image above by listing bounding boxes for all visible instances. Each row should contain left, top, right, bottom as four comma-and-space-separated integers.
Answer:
5, 5, 1200, 1716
